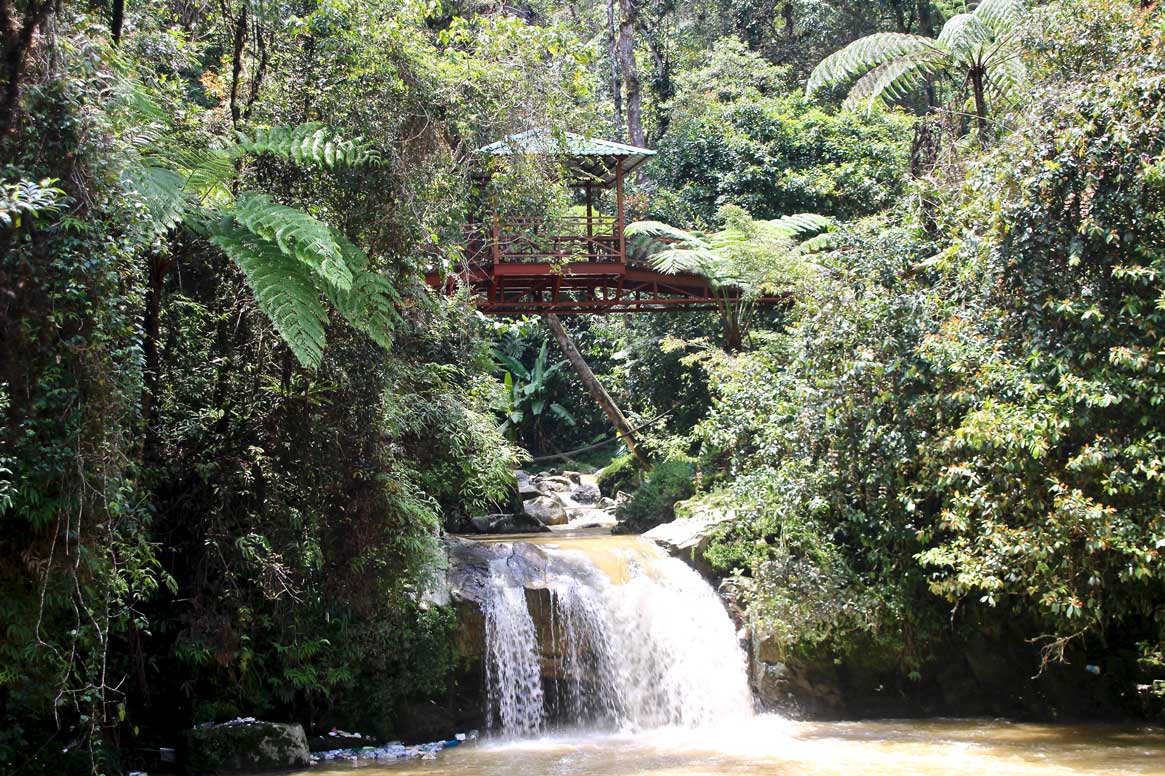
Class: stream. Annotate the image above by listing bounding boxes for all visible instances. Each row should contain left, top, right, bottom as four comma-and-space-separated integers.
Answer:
295, 531, 1165, 775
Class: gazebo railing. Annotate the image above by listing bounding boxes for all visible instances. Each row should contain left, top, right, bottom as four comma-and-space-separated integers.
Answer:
464, 215, 622, 264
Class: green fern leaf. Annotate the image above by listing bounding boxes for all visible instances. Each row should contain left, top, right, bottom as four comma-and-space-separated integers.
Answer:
842, 55, 942, 112
938, 13, 995, 64
127, 165, 189, 235
208, 220, 329, 368
974, 0, 1025, 35
324, 270, 401, 351
233, 193, 354, 291
807, 33, 945, 95
234, 123, 380, 168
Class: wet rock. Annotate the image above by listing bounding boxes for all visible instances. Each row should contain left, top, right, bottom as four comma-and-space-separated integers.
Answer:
469, 513, 549, 534
717, 576, 752, 631
184, 720, 310, 773
572, 481, 602, 504
523, 495, 569, 526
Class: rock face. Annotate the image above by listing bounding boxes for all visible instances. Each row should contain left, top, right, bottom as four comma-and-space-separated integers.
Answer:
642, 498, 733, 577
184, 720, 310, 774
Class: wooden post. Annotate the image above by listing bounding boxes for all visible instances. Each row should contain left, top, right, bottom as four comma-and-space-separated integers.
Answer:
615, 157, 626, 263
491, 213, 501, 264
585, 185, 594, 260
544, 313, 650, 469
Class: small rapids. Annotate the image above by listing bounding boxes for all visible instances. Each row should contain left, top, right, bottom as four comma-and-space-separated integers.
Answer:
479, 536, 752, 737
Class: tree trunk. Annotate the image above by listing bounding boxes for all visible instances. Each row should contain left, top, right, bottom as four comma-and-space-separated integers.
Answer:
615, 0, 644, 147
544, 314, 650, 469
228, 4, 248, 128
0, 0, 55, 136
970, 66, 987, 137
607, 0, 623, 137
111, 0, 125, 44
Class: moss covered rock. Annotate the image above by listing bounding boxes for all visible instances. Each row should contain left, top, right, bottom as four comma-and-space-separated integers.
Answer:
184, 720, 310, 773
595, 454, 641, 497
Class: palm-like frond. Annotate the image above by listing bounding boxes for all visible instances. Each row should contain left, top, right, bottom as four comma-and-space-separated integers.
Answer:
322, 228, 400, 350
624, 220, 711, 250
974, 0, 1026, 35
649, 247, 720, 277
234, 123, 380, 168
762, 213, 834, 239
233, 193, 354, 291
938, 13, 995, 65
208, 220, 329, 368
807, 33, 946, 95
126, 165, 189, 235
843, 55, 944, 113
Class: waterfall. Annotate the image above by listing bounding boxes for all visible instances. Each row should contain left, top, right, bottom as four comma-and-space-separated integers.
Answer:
479, 537, 753, 738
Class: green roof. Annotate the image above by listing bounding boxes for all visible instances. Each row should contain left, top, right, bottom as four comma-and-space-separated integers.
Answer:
474, 129, 655, 185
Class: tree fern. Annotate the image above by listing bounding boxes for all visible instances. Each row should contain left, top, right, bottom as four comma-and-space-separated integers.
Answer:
208, 220, 330, 368
807, 1, 1027, 130
807, 33, 944, 96
233, 193, 354, 291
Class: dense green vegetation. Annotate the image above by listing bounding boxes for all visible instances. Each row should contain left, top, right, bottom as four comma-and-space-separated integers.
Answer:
3, 0, 1165, 770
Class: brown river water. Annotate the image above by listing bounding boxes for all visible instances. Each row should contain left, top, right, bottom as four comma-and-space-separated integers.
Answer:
298, 530, 1165, 776
302, 718, 1165, 776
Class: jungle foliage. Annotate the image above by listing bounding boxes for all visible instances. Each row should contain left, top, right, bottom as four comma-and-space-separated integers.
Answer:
4, 0, 1165, 770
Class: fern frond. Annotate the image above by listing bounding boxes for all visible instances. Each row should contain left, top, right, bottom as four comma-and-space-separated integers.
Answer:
625, 220, 712, 250
762, 213, 834, 239
208, 220, 329, 368
974, 0, 1025, 35
796, 232, 839, 255
807, 33, 945, 95
324, 269, 401, 351
938, 13, 995, 65
126, 165, 189, 235
843, 55, 943, 112
234, 123, 380, 168
233, 193, 354, 290
986, 54, 1026, 106
649, 247, 718, 276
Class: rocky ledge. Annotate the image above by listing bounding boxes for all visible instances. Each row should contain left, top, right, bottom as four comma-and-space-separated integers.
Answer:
468, 469, 618, 534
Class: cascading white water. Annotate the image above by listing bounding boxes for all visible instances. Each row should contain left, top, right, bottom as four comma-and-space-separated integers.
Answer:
482, 560, 546, 736
480, 537, 753, 738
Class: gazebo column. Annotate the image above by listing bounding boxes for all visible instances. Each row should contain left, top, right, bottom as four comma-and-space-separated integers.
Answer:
615, 156, 625, 263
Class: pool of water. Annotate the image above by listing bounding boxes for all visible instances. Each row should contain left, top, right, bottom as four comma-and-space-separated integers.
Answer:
302, 717, 1165, 776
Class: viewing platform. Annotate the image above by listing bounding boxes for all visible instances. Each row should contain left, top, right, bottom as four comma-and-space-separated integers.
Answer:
426, 129, 737, 315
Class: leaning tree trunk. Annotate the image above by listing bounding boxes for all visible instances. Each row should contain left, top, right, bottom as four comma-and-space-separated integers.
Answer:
544, 313, 650, 469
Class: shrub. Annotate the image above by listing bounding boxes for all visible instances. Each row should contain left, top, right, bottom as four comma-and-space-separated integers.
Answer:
616, 459, 696, 533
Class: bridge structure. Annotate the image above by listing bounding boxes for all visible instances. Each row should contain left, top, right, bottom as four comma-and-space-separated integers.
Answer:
426, 129, 748, 315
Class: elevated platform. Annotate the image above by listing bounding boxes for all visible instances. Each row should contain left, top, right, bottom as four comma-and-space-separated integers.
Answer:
426, 261, 765, 314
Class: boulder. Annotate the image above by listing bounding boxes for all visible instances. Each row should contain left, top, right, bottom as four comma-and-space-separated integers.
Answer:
515, 470, 543, 499
642, 500, 734, 575
469, 513, 549, 534
523, 495, 569, 526
184, 720, 310, 774
572, 481, 602, 505
536, 475, 574, 493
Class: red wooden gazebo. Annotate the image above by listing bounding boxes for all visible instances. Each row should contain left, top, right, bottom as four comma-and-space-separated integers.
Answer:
426, 129, 736, 314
